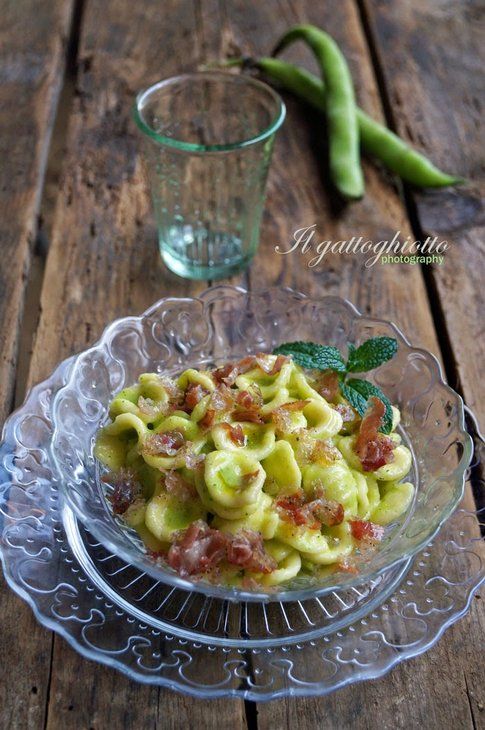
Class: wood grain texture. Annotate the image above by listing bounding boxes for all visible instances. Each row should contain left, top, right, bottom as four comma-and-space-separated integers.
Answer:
0, 3, 74, 729
0, 0, 73, 423
1, 0, 482, 727
357, 3, 485, 724
22, 1, 244, 729
361, 0, 485, 427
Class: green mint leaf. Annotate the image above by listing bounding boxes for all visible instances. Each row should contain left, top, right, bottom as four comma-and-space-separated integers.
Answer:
340, 378, 393, 433
273, 341, 347, 372
346, 337, 398, 373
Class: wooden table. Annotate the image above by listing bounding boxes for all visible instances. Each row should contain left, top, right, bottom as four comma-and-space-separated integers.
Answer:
1, 1, 483, 728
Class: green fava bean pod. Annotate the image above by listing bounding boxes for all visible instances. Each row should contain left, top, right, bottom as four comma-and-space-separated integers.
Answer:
272, 25, 364, 200
243, 57, 461, 188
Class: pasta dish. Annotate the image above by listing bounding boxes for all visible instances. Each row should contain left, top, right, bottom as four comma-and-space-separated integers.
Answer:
95, 349, 413, 589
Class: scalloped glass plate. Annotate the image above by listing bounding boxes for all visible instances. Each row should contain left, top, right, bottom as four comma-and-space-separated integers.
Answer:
0, 355, 483, 699
48, 287, 472, 602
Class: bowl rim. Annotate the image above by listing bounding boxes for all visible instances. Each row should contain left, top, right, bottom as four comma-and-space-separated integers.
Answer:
50, 286, 474, 603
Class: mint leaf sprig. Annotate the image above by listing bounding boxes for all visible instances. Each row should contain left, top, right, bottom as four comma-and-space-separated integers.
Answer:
272, 341, 347, 372
346, 337, 397, 373
273, 336, 397, 433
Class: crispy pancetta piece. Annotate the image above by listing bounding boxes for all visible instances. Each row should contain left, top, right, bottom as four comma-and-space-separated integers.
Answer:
354, 397, 394, 472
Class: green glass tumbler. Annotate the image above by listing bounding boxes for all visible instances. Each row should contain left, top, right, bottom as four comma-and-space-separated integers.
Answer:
134, 72, 285, 280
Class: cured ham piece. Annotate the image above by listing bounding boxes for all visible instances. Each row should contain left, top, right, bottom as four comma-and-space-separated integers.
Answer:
226, 530, 277, 573
218, 422, 246, 446
210, 384, 234, 412
183, 383, 209, 411
212, 353, 289, 386
232, 409, 264, 424
276, 490, 345, 530
158, 376, 183, 404
236, 387, 263, 410
200, 408, 215, 429
137, 396, 169, 419
167, 522, 277, 577
167, 521, 229, 576
199, 385, 235, 428
103, 469, 141, 514
142, 430, 185, 456
354, 397, 394, 471
212, 363, 239, 386
317, 370, 340, 402
276, 494, 315, 527
307, 497, 345, 527
254, 353, 289, 375
164, 470, 197, 501
349, 519, 385, 546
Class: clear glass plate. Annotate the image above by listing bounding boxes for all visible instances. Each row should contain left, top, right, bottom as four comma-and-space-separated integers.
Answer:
0, 356, 483, 699
49, 287, 472, 601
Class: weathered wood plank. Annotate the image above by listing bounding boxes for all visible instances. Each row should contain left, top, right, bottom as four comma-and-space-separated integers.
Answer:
0, 0, 73, 422
211, 0, 483, 727
361, 0, 485, 427
0, 3, 74, 729
358, 2, 485, 723
19, 1, 244, 728
256, 588, 484, 730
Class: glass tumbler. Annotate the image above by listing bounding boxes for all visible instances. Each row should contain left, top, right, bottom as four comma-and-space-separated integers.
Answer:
134, 72, 285, 280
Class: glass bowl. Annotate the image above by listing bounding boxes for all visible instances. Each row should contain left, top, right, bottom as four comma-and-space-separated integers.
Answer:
50, 286, 472, 602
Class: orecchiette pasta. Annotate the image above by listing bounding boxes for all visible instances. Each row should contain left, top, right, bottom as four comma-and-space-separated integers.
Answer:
302, 462, 359, 516
212, 422, 276, 460
235, 360, 293, 399
372, 446, 412, 482
257, 542, 302, 586
203, 450, 265, 509
96, 353, 414, 589
301, 399, 343, 439
145, 491, 205, 542
212, 493, 279, 540
370, 481, 414, 525
300, 522, 354, 565
261, 440, 302, 496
